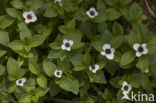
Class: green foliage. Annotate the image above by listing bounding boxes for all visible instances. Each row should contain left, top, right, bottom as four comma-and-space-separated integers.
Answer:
0, 0, 155, 103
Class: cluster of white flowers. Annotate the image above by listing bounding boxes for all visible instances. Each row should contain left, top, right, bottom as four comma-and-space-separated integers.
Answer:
100, 44, 115, 60
16, 78, 26, 86
89, 64, 100, 73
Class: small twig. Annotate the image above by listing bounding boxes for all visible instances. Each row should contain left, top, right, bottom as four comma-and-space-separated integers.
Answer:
144, 0, 156, 18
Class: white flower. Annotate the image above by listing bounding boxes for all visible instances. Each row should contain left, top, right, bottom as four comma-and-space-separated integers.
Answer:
61, 39, 74, 51
100, 44, 115, 60
121, 81, 132, 95
133, 43, 148, 57
86, 7, 98, 18
16, 78, 26, 86
54, 0, 62, 6
89, 64, 100, 73
23, 11, 37, 24
54, 70, 62, 78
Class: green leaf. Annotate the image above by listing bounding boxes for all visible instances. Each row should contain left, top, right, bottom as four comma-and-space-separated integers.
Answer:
29, 35, 46, 47
91, 41, 104, 51
138, 56, 149, 71
6, 8, 21, 20
49, 81, 61, 97
48, 49, 60, 59
128, 31, 141, 47
8, 40, 24, 51
59, 76, 79, 95
49, 42, 61, 50
0, 64, 5, 76
59, 51, 67, 61
110, 36, 124, 49
7, 57, 20, 76
94, 12, 107, 23
132, 73, 151, 90
112, 22, 124, 35
110, 76, 122, 88
119, 0, 131, 6
29, 62, 41, 75
37, 75, 47, 88
0, 15, 15, 29
11, 0, 24, 9
72, 42, 85, 49
0, 30, 9, 46
18, 22, 31, 40
129, 3, 142, 20
0, 50, 7, 57
97, 0, 105, 11
69, 54, 84, 66
44, 7, 57, 18
94, 71, 107, 84
83, 52, 91, 65
73, 65, 86, 71
43, 60, 58, 77
120, 51, 135, 66
105, 8, 121, 20
147, 42, 156, 54
106, 0, 118, 6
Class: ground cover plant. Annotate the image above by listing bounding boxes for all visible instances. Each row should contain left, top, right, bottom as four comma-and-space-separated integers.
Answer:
0, 0, 156, 103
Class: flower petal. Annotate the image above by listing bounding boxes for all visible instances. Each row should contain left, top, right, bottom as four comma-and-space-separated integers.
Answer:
122, 81, 128, 86
90, 7, 96, 11
63, 39, 68, 44
111, 48, 115, 53
141, 43, 147, 48
136, 52, 142, 57
31, 15, 37, 22
61, 44, 66, 50
142, 48, 148, 54
106, 53, 114, 60
95, 64, 100, 70
23, 12, 29, 18
127, 84, 132, 92
100, 51, 106, 56
103, 44, 111, 50
25, 19, 31, 24
69, 40, 74, 46
133, 43, 140, 51
94, 11, 98, 16
66, 47, 71, 51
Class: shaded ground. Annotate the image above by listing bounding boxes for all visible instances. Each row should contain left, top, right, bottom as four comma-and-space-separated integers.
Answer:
140, 0, 156, 34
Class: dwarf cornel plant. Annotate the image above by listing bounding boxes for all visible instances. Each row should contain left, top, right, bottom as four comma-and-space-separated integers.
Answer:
0, 0, 156, 103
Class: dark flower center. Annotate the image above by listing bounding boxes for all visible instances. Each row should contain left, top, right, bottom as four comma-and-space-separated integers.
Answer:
105, 49, 111, 54
124, 85, 129, 91
18, 80, 22, 84
65, 43, 70, 47
27, 14, 32, 19
90, 10, 95, 16
91, 65, 95, 70
138, 46, 144, 53
57, 72, 60, 76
